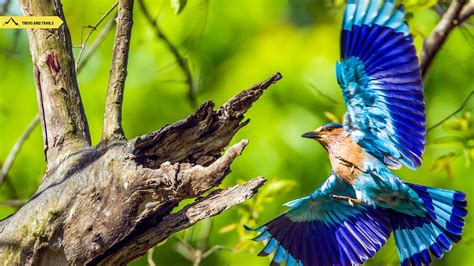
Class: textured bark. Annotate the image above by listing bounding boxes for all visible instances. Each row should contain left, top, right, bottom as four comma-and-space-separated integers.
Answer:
0, 74, 278, 264
420, 0, 469, 77
0, 0, 282, 264
102, 0, 133, 142
19, 0, 91, 168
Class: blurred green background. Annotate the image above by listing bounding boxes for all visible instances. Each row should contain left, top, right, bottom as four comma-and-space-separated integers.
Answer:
1, 0, 473, 265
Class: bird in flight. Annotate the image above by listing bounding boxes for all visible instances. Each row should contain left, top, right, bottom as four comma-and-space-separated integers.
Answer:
247, 0, 468, 265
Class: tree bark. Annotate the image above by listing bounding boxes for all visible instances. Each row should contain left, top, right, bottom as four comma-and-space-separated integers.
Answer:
19, 0, 91, 169
0, 72, 280, 264
0, 0, 282, 264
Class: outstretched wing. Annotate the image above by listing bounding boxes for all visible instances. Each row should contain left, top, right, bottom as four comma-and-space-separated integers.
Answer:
247, 174, 391, 266
337, 0, 425, 169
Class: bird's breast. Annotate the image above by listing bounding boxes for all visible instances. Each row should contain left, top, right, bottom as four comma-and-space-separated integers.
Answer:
328, 137, 368, 184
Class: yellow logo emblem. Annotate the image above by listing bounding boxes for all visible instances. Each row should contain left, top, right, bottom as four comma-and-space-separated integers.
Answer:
0, 16, 63, 29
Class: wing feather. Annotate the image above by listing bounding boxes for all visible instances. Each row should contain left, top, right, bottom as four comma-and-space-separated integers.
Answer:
247, 174, 391, 265
338, 0, 425, 169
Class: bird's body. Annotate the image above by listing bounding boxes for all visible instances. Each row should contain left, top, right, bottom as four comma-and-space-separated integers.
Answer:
248, 1, 468, 265
319, 126, 425, 216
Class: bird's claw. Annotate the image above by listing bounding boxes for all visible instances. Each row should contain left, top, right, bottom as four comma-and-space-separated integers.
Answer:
330, 194, 362, 207
348, 198, 354, 207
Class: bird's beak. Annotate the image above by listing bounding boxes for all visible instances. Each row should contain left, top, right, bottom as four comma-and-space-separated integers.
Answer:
302, 131, 320, 139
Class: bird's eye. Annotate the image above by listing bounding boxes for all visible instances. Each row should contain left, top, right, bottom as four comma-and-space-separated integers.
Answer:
326, 126, 334, 132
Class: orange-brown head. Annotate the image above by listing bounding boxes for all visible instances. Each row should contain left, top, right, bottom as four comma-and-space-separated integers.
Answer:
302, 123, 344, 150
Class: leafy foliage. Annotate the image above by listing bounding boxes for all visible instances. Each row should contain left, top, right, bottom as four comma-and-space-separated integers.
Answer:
171, 0, 187, 15
431, 111, 474, 178
0, 0, 473, 265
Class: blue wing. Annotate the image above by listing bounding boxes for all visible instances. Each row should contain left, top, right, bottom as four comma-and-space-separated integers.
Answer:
337, 0, 425, 169
247, 174, 391, 266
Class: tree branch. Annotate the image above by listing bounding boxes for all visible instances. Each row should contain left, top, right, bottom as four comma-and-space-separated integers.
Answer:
96, 176, 266, 264
76, 13, 117, 73
1, 9, 117, 187
0, 199, 26, 207
75, 2, 118, 72
0, 0, 12, 15
138, 0, 198, 108
102, 0, 134, 142
131, 72, 283, 168
420, 0, 469, 76
427, 90, 474, 132
19, 0, 91, 167
458, 1, 474, 24
0, 73, 281, 265
0, 115, 40, 186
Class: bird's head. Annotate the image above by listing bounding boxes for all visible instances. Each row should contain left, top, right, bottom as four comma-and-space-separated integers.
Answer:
302, 123, 344, 149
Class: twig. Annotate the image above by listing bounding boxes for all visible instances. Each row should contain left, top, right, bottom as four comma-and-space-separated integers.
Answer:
102, 0, 134, 142
76, 13, 117, 73
0, 199, 26, 207
146, 246, 156, 266
306, 81, 340, 104
420, 0, 469, 76
138, 0, 197, 109
427, 91, 474, 132
75, 2, 118, 71
0, 115, 40, 186
0, 0, 11, 15
458, 2, 474, 24
201, 245, 233, 259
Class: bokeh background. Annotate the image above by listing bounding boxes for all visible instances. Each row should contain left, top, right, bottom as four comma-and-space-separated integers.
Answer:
1, 0, 473, 265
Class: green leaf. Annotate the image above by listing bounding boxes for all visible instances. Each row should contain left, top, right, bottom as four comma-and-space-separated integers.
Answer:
218, 223, 237, 234
171, 0, 187, 15
262, 179, 297, 197
432, 153, 459, 179
431, 136, 464, 147
399, 0, 437, 9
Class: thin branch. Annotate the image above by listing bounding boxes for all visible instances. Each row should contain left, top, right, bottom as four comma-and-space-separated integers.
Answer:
201, 245, 233, 259
0, 116, 40, 186
420, 0, 468, 76
0, 199, 26, 207
306, 81, 340, 104
102, 0, 134, 142
458, 2, 474, 24
427, 91, 474, 132
138, 0, 198, 109
0, 0, 11, 15
146, 247, 156, 266
75, 2, 118, 71
77, 13, 117, 73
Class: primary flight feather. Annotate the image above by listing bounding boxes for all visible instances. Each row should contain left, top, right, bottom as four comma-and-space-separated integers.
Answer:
247, 1, 467, 265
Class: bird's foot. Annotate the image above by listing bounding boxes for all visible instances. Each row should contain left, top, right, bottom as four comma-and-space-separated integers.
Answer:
330, 194, 362, 207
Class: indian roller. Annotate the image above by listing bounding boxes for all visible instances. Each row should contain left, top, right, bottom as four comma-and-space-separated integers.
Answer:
246, 0, 468, 265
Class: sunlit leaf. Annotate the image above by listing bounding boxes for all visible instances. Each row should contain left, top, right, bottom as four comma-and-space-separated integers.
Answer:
218, 223, 237, 234
432, 153, 458, 178
262, 179, 297, 197
171, 0, 187, 15
324, 111, 341, 123
233, 240, 251, 252
431, 136, 464, 147
400, 0, 437, 10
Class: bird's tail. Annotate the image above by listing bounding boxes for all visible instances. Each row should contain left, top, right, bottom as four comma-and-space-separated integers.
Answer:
389, 183, 467, 265
245, 196, 392, 266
